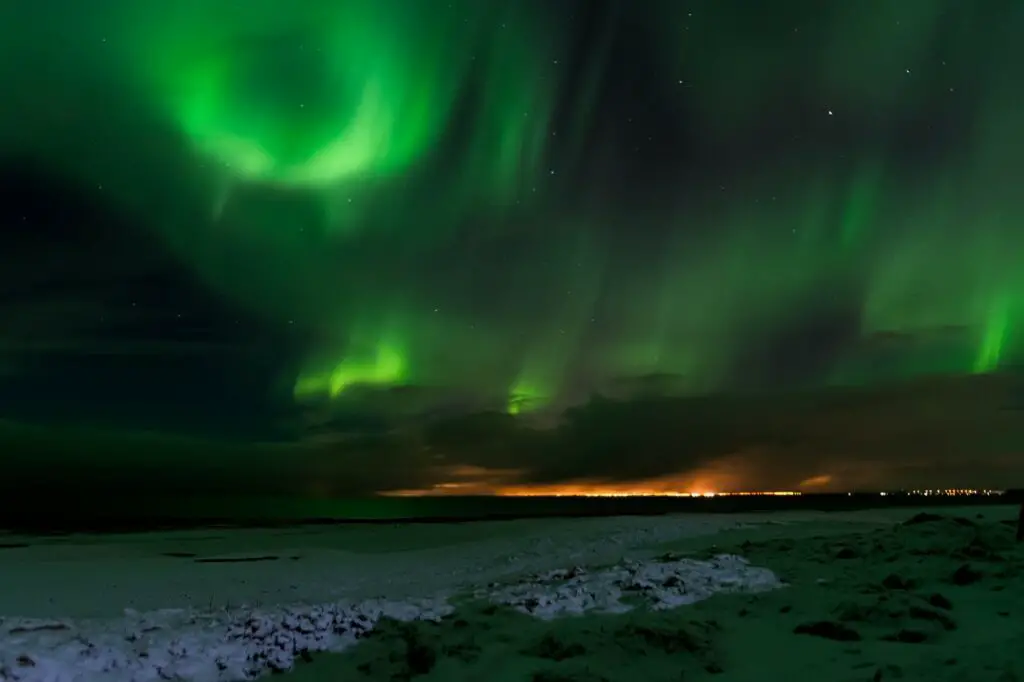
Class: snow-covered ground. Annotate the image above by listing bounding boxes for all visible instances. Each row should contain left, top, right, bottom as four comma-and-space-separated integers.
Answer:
0, 510, 895, 619
1, 507, 1018, 682
0, 553, 780, 681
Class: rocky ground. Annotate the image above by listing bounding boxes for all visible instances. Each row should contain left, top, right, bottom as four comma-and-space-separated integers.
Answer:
2, 508, 1021, 682
0, 553, 779, 681
285, 510, 1024, 682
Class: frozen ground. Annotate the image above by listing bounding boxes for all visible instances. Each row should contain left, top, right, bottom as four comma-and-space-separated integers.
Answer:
0, 506, 1020, 681
0, 510, 880, 619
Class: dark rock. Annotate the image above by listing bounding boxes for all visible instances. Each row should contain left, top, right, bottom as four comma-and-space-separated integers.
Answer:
882, 574, 915, 590
528, 634, 587, 661
959, 537, 1001, 561
774, 539, 796, 552
621, 621, 715, 655
903, 513, 976, 528
882, 629, 929, 644
903, 513, 945, 526
793, 620, 862, 642
872, 664, 904, 681
194, 555, 280, 564
834, 547, 858, 560
404, 636, 437, 675
951, 564, 983, 586
8, 622, 69, 634
908, 605, 956, 631
927, 593, 953, 610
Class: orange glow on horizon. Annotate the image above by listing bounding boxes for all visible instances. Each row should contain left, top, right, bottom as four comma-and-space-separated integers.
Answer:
379, 474, 802, 498
377, 458, 811, 498
380, 486, 801, 497
798, 474, 833, 488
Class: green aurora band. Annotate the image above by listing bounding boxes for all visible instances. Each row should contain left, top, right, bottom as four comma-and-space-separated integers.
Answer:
4, 0, 1024, 417
134, 1, 557, 200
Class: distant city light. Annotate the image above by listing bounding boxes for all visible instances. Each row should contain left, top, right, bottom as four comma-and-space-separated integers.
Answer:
848, 489, 1004, 497
902, 489, 1003, 496
384, 484, 1008, 498
499, 490, 803, 498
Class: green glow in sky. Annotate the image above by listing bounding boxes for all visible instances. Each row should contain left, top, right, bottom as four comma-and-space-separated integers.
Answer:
974, 297, 1010, 374
506, 379, 549, 416
145, 8, 447, 188
126, 0, 560, 224
295, 339, 408, 399
7, 0, 1024, 419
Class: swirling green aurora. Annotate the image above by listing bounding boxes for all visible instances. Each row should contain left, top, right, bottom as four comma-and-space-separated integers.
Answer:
4, 0, 1024, 420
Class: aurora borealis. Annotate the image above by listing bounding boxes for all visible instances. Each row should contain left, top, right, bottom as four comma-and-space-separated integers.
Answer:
3, 0, 1024, 497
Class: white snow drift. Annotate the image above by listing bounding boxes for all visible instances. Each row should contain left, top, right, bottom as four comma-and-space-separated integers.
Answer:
0, 554, 782, 682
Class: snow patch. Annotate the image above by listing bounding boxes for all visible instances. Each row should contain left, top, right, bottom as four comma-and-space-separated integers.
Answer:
0, 554, 781, 682
480, 554, 781, 619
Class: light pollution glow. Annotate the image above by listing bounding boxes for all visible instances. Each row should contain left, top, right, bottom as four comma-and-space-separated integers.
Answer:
375, 466, 831, 497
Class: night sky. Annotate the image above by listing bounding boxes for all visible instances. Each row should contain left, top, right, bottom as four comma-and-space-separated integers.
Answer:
2, 0, 1024, 499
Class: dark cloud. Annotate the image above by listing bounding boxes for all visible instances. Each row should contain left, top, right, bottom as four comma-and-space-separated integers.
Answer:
4, 371, 1022, 509
411, 370, 1024, 492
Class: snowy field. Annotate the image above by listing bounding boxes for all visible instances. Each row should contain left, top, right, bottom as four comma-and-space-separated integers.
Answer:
0, 506, 1021, 681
